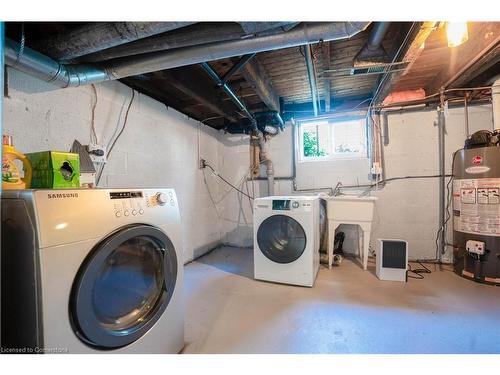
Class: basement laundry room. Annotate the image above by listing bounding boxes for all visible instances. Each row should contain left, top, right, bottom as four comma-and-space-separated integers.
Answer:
0, 2, 499, 370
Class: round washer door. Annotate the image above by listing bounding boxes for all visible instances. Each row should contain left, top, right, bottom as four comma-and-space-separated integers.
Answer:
70, 224, 177, 349
257, 214, 307, 264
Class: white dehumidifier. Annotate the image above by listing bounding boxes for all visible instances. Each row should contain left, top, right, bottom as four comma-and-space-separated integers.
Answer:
376, 239, 408, 282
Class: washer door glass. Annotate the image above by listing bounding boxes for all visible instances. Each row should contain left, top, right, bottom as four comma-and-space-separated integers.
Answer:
257, 215, 307, 264
71, 225, 177, 349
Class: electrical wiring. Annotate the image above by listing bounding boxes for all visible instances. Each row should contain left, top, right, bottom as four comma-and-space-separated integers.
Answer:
407, 261, 432, 280
107, 89, 135, 157
203, 162, 254, 200
96, 88, 135, 185
90, 84, 98, 144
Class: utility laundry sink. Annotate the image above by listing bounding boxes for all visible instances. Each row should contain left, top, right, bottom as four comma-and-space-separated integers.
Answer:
323, 195, 378, 270
324, 195, 378, 222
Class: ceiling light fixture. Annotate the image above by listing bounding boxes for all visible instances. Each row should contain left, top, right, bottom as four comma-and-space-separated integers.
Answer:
446, 22, 469, 47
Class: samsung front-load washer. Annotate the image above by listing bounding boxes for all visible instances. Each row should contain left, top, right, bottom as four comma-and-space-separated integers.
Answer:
1, 188, 184, 354
253, 196, 320, 287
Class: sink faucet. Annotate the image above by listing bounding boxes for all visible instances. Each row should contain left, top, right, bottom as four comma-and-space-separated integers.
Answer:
333, 182, 343, 196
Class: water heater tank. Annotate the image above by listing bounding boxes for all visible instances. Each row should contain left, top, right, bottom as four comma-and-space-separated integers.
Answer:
452, 130, 500, 285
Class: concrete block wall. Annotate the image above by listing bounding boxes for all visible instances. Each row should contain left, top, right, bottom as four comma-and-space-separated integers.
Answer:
218, 103, 494, 261
3, 68, 223, 263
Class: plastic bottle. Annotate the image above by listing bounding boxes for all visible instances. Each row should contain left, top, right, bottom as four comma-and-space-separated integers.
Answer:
2, 135, 32, 190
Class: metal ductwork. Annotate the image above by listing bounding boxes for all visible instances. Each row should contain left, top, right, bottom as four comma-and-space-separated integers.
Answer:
107, 22, 370, 80
35, 22, 195, 61
4, 22, 370, 88
354, 22, 391, 67
304, 44, 320, 116
4, 38, 110, 87
77, 22, 300, 64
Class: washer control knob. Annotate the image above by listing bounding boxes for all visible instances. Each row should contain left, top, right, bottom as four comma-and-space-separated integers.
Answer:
292, 201, 300, 209
155, 192, 168, 206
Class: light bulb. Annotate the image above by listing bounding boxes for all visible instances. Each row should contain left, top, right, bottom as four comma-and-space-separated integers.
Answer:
446, 22, 469, 47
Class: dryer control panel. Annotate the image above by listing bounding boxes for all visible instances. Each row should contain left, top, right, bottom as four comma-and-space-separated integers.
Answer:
110, 190, 177, 218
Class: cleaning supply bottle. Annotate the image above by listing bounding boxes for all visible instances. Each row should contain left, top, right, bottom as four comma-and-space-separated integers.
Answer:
2, 135, 32, 190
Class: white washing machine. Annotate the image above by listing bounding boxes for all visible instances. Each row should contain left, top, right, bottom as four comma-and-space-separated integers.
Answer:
253, 196, 320, 287
1, 188, 184, 353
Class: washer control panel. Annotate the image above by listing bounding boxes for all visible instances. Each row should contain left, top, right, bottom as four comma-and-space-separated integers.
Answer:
110, 190, 176, 218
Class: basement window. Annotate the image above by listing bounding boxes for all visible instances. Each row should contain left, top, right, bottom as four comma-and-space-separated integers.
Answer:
298, 118, 368, 162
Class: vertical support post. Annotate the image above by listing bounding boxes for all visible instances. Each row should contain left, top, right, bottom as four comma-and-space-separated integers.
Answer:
437, 92, 446, 262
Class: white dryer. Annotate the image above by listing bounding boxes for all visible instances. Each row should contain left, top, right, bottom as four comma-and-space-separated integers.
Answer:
1, 188, 184, 353
253, 196, 320, 287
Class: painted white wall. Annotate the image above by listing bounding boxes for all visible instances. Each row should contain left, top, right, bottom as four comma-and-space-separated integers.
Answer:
4, 67, 494, 263
3, 68, 224, 263
218, 103, 494, 261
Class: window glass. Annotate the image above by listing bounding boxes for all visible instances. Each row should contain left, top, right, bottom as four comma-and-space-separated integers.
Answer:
299, 118, 367, 162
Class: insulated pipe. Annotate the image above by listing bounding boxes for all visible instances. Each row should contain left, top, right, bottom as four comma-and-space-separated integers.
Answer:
304, 44, 320, 116
4, 22, 369, 88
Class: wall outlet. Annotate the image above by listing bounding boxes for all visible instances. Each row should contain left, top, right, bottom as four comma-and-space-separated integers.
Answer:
87, 143, 107, 163
371, 162, 382, 175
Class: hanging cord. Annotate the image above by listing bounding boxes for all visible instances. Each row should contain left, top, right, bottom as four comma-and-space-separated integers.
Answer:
203, 161, 254, 200
407, 261, 432, 279
96, 88, 135, 185
90, 84, 98, 144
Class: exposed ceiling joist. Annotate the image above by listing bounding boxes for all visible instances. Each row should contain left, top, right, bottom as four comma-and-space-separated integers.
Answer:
158, 67, 240, 123
427, 22, 500, 93
77, 23, 246, 63
238, 57, 281, 112
35, 22, 194, 61
375, 22, 436, 102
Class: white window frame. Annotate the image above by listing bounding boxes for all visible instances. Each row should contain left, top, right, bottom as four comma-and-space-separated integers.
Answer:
297, 117, 368, 163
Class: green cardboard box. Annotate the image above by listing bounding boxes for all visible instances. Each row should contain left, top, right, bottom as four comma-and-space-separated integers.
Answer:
27, 151, 80, 189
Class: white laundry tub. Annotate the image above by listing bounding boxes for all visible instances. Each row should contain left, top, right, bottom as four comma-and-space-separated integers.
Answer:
323, 195, 378, 270
325, 195, 378, 222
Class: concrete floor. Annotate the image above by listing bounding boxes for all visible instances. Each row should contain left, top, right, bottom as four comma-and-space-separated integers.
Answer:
182, 246, 500, 354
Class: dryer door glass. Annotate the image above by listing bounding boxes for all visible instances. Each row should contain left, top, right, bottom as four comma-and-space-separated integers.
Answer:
257, 214, 307, 263
71, 225, 177, 349
92, 236, 164, 332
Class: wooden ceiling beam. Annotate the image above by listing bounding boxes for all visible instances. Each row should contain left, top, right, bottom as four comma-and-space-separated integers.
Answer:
374, 22, 437, 102
120, 77, 199, 120
156, 67, 239, 123
237, 57, 281, 112
426, 22, 500, 93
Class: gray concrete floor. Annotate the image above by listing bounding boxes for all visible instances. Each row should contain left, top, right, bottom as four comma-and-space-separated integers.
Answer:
182, 246, 500, 354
